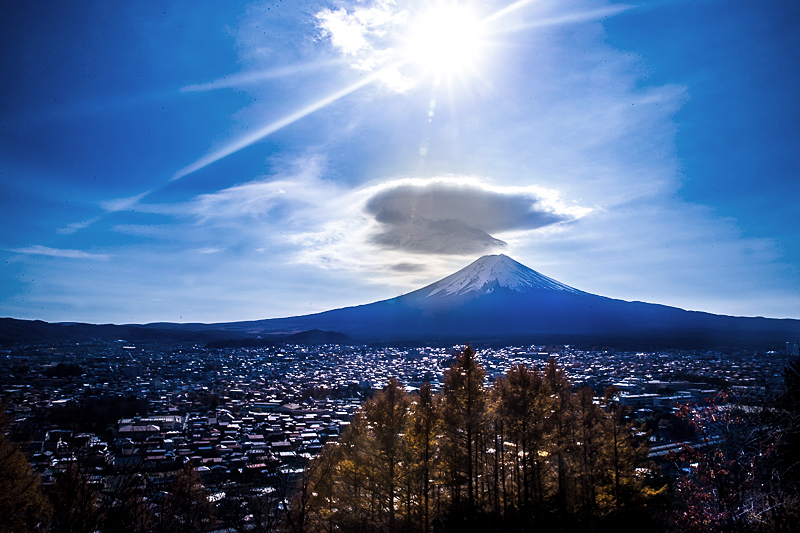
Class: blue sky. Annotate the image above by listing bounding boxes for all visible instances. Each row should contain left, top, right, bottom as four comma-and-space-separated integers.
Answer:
1, 0, 798, 324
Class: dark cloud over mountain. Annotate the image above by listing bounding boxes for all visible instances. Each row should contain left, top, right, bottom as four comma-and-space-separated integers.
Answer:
372, 215, 506, 255
364, 181, 570, 254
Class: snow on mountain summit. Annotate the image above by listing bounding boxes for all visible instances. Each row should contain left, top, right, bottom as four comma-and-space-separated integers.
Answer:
426, 255, 584, 297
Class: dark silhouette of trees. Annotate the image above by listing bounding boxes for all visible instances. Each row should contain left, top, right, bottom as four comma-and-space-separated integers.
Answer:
603, 385, 633, 509
668, 383, 800, 533
101, 472, 156, 533
46, 460, 218, 533
0, 408, 49, 533
780, 358, 800, 491
43, 364, 84, 378
158, 465, 217, 533
47, 394, 149, 441
48, 464, 103, 533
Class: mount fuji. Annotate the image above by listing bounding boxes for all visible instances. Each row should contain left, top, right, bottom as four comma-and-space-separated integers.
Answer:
162, 254, 799, 348
3, 255, 798, 348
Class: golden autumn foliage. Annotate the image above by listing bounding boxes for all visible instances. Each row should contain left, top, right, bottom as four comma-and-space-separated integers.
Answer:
295, 346, 658, 532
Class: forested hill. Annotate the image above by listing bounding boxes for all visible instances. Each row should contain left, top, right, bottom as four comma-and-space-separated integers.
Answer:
0, 318, 219, 345
0, 318, 350, 347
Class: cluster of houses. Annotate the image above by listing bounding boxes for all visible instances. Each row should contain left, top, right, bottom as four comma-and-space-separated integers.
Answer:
1, 340, 795, 492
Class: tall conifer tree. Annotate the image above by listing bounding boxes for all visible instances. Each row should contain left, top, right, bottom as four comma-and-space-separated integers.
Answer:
441, 345, 487, 511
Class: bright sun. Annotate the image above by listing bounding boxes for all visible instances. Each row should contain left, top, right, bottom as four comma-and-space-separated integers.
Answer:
402, 3, 485, 78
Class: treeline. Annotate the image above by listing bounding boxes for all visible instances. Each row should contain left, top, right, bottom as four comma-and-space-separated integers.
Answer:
47, 394, 150, 440
286, 346, 662, 532
43, 363, 84, 378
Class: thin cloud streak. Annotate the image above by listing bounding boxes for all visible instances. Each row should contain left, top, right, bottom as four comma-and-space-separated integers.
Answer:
481, 0, 540, 24
56, 217, 102, 235
172, 63, 406, 181
55, 191, 154, 237
180, 60, 345, 92
10, 245, 110, 260
485, 4, 637, 37
56, 191, 154, 236
100, 191, 152, 212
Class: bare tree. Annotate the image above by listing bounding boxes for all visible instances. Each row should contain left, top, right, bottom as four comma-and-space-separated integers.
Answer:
158, 465, 216, 533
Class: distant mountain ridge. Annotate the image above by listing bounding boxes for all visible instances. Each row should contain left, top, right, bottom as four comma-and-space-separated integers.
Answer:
2, 255, 799, 349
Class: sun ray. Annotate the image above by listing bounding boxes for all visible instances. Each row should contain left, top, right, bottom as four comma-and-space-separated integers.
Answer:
172, 62, 405, 181
171, 1, 636, 182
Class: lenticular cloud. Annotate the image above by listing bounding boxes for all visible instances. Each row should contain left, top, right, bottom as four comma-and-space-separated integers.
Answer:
362, 178, 587, 254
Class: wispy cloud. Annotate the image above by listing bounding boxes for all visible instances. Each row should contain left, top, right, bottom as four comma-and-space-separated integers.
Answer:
180, 61, 344, 92
100, 191, 152, 212
315, 0, 404, 55
315, 9, 372, 56
313, 0, 414, 90
517, 196, 800, 318
483, 3, 635, 30
56, 217, 102, 235
54, 192, 153, 236
188, 155, 334, 224
10, 245, 110, 260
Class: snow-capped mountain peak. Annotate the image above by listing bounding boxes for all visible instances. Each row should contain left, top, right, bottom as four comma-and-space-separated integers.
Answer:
426, 255, 583, 297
